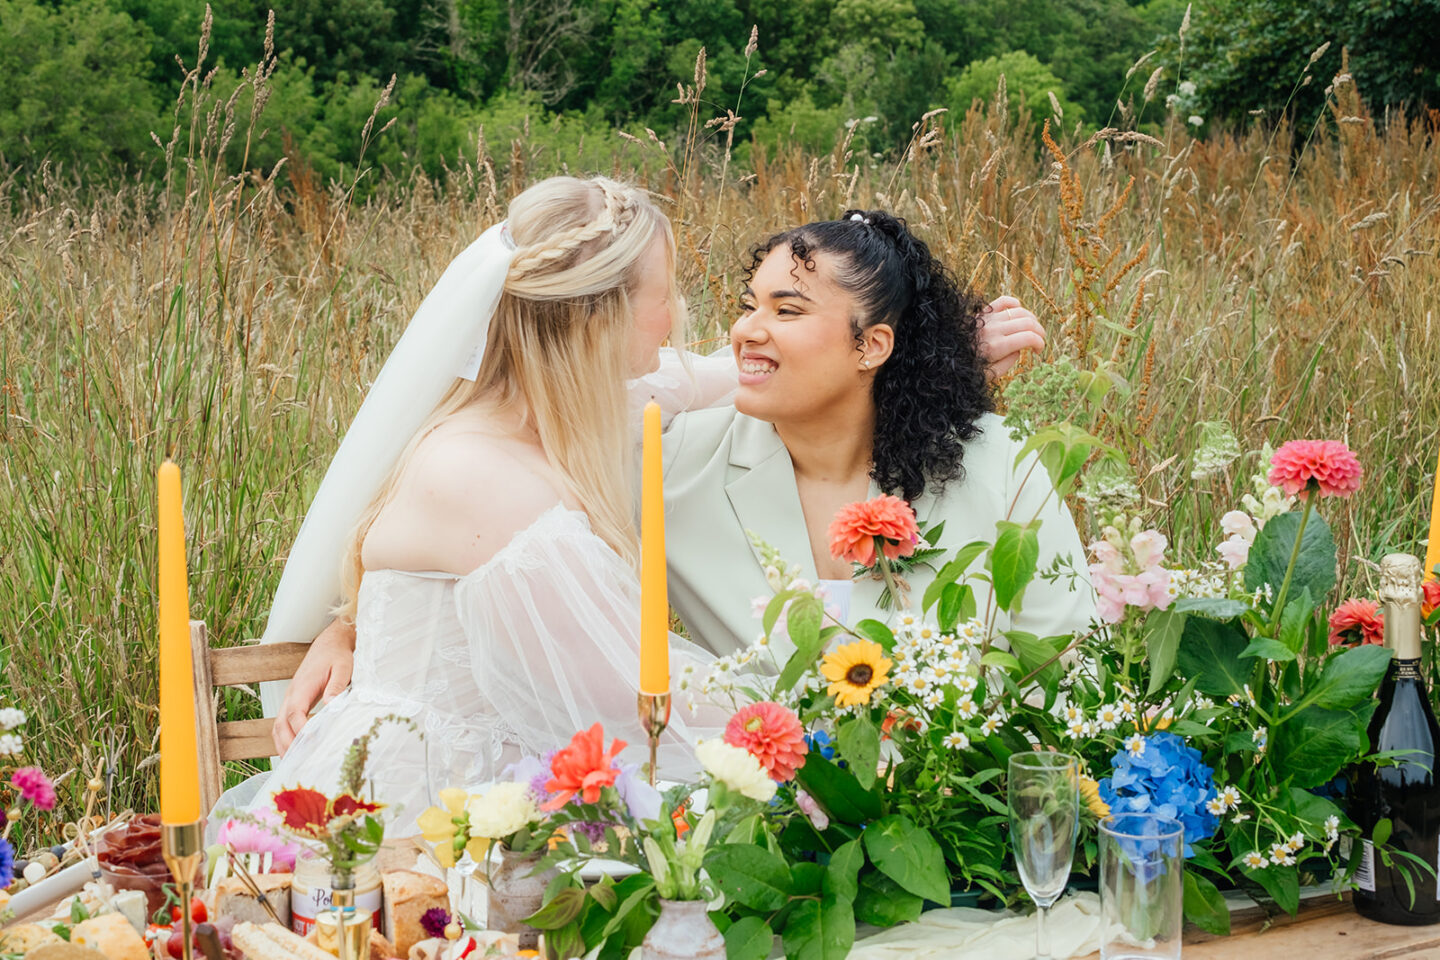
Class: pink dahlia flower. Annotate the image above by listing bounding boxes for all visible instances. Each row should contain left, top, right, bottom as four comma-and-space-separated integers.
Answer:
1267, 440, 1363, 499
724, 702, 808, 781
1328, 598, 1384, 646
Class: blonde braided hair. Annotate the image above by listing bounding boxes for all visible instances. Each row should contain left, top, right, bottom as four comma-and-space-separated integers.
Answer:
334, 176, 683, 618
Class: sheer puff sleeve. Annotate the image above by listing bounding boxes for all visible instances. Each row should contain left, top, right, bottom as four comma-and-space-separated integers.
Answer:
629, 347, 738, 431
452, 507, 724, 777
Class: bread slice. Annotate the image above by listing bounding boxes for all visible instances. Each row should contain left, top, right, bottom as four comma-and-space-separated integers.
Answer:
214, 872, 293, 927
379, 870, 449, 956
232, 921, 338, 960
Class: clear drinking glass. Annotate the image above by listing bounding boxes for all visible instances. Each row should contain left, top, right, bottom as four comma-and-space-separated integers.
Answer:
1099, 814, 1184, 960
1007, 752, 1080, 960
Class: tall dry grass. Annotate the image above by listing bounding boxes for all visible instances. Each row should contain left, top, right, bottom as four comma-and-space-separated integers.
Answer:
1, 32, 1438, 839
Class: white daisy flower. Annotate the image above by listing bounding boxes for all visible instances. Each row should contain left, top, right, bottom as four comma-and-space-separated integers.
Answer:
943, 731, 970, 751
957, 698, 979, 720
955, 675, 978, 695
905, 675, 932, 695
1268, 844, 1296, 867
897, 612, 919, 630
980, 715, 1002, 736
1063, 704, 1084, 723
1242, 851, 1269, 869
1324, 816, 1340, 840
916, 625, 938, 643
1066, 718, 1090, 739
1205, 797, 1228, 816
1286, 832, 1305, 852
923, 690, 944, 709
1218, 786, 1241, 810
1095, 704, 1121, 730
1232, 811, 1252, 824
1124, 734, 1146, 758
936, 633, 961, 653
1117, 700, 1137, 722
736, 650, 754, 665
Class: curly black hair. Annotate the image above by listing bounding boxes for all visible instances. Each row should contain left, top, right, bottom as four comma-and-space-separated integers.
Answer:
742, 210, 993, 502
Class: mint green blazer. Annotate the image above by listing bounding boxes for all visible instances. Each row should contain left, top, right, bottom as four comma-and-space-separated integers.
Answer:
663, 408, 1096, 658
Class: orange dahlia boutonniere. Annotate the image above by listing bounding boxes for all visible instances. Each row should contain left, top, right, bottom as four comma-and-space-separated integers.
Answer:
828, 495, 920, 568
820, 639, 893, 708
543, 723, 625, 811
1328, 598, 1384, 646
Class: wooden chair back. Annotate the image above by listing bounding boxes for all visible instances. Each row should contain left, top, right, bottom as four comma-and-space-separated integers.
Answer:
190, 620, 311, 814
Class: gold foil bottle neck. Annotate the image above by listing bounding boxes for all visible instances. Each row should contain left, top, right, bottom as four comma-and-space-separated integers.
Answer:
1380, 553, 1424, 659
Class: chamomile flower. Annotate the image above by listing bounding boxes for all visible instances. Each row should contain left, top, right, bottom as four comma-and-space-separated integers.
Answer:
1218, 786, 1241, 810
957, 698, 979, 720
943, 731, 970, 751
1324, 816, 1340, 840
1063, 703, 1084, 723
916, 624, 939, 644
936, 633, 962, 654
1095, 704, 1122, 730
1205, 797, 1228, 817
905, 674, 933, 696
955, 674, 978, 695
980, 715, 1003, 736
1232, 811, 1251, 824
1066, 718, 1090, 739
923, 690, 945, 709
1242, 851, 1269, 870
896, 612, 919, 631
1268, 844, 1296, 867
1124, 733, 1146, 758
1286, 832, 1305, 852
1117, 700, 1137, 722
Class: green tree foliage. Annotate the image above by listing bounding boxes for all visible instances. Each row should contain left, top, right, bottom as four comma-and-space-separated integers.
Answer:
0, 0, 1431, 179
1169, 0, 1440, 127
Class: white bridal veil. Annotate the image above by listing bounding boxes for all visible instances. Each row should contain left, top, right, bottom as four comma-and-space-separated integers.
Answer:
258, 223, 516, 713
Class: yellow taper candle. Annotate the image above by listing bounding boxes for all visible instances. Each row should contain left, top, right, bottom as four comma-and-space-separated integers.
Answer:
1426, 443, 1440, 583
158, 460, 201, 824
639, 401, 669, 695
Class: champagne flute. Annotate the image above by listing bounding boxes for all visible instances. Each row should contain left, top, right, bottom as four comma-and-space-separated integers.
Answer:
1008, 751, 1080, 960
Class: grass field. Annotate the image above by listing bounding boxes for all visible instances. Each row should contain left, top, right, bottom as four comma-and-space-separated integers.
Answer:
1, 43, 1438, 844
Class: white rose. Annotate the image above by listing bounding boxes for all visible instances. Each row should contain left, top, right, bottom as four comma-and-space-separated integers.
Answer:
695, 740, 777, 802
467, 782, 541, 841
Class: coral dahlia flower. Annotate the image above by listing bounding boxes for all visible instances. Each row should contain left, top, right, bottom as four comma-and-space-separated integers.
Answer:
1328, 598, 1384, 646
1423, 579, 1440, 619
828, 495, 920, 567
724, 702, 808, 781
543, 724, 625, 810
1267, 440, 1363, 499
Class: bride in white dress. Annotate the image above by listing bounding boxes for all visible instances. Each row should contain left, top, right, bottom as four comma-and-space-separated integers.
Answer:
217, 177, 735, 833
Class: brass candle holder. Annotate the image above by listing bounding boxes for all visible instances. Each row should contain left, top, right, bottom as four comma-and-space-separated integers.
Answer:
161, 821, 204, 960
637, 691, 671, 787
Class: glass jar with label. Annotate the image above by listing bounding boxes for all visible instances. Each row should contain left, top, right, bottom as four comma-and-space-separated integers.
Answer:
290, 854, 382, 936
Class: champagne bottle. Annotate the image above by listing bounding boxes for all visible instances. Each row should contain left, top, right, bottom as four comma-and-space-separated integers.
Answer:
1351, 553, 1440, 925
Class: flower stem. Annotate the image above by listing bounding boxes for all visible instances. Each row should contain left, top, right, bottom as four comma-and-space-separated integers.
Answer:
1269, 491, 1314, 633
876, 548, 908, 612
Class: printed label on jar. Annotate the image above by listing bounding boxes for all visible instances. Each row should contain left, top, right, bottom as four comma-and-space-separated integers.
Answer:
1357, 839, 1376, 893
291, 882, 383, 935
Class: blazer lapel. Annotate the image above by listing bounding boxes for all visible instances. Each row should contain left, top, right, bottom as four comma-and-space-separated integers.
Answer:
724, 417, 817, 584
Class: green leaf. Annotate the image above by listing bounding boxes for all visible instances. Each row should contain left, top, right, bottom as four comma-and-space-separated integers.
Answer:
724, 917, 774, 960
703, 844, 792, 911
937, 582, 975, 632
777, 594, 827, 693
1174, 597, 1250, 621
838, 717, 881, 790
862, 815, 950, 904
853, 870, 923, 926
1007, 630, 1063, 690
1174, 616, 1250, 698
780, 893, 855, 960
795, 755, 883, 825
991, 520, 1041, 611
1300, 644, 1391, 710
922, 540, 989, 612
824, 839, 865, 903
1145, 608, 1189, 695
599, 877, 656, 939
1251, 862, 1300, 915
853, 618, 895, 651
763, 589, 798, 636
1239, 637, 1297, 662
1278, 587, 1315, 655
1373, 818, 1393, 847
525, 887, 587, 930
587, 882, 619, 912
980, 650, 1023, 675
1269, 701, 1377, 787
1245, 509, 1336, 601
1183, 872, 1231, 936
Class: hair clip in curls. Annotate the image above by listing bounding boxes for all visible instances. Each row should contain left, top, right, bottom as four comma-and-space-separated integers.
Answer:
849, 213, 873, 226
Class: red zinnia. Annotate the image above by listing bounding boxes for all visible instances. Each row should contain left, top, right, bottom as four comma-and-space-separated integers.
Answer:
828, 495, 920, 567
1328, 598, 1384, 646
543, 724, 625, 811
11, 767, 55, 811
1423, 579, 1440, 619
724, 702, 808, 782
1267, 440, 1363, 499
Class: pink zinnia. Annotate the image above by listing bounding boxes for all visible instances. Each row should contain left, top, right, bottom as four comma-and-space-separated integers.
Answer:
1267, 440, 1363, 499
724, 702, 808, 782
1329, 598, 1384, 646
12, 767, 55, 811
828, 495, 920, 567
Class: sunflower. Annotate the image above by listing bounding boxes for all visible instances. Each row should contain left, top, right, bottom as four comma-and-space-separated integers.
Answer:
820, 640, 893, 707
1080, 776, 1110, 819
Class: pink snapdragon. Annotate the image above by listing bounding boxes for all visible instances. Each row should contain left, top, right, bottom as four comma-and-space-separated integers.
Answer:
1090, 526, 1174, 624
1216, 510, 1258, 569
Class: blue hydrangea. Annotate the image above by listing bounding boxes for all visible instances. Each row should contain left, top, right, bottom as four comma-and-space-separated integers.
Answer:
0, 837, 12, 889
805, 730, 836, 761
1099, 732, 1220, 857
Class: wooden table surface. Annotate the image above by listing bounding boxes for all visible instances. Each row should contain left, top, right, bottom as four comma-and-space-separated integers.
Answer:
1082, 896, 1440, 960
